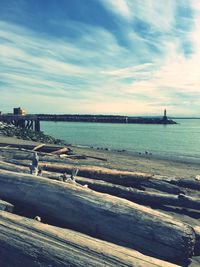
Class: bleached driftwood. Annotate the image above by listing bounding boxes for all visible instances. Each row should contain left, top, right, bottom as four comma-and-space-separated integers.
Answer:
0, 211, 180, 267
171, 178, 200, 190
39, 163, 182, 194
0, 161, 199, 211
0, 169, 195, 264
0, 142, 71, 154
74, 176, 200, 210
0, 159, 181, 193
0, 161, 29, 173
0, 199, 14, 212
32, 143, 45, 151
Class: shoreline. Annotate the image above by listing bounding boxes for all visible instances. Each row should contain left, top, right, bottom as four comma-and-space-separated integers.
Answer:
0, 121, 199, 178
73, 143, 200, 165
1, 135, 199, 179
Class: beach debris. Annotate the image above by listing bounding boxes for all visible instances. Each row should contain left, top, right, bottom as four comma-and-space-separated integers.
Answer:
51, 147, 71, 155
29, 165, 39, 175
1, 140, 200, 265
0, 169, 195, 265
32, 152, 39, 168
33, 216, 41, 222
0, 199, 14, 212
0, 211, 181, 267
195, 175, 200, 181
38, 168, 43, 176
59, 172, 76, 184
60, 172, 69, 182
32, 143, 45, 151
0, 141, 72, 155
40, 163, 181, 194
29, 151, 39, 175
71, 168, 79, 181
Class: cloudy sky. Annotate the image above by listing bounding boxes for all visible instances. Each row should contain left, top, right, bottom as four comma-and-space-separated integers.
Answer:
0, 0, 200, 116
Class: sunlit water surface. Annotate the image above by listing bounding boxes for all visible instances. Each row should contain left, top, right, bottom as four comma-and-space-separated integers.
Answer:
41, 119, 200, 160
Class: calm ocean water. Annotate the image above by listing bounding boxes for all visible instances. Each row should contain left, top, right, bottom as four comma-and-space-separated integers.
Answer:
41, 119, 200, 160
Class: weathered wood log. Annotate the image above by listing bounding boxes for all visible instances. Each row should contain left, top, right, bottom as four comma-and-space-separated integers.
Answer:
0, 142, 71, 153
0, 169, 195, 264
1, 161, 199, 212
0, 148, 60, 161
171, 178, 200, 190
2, 160, 183, 194
3, 152, 83, 165
147, 175, 200, 191
1, 145, 102, 161
0, 211, 180, 267
0, 161, 29, 173
51, 147, 70, 155
74, 177, 200, 210
39, 162, 182, 194
82, 155, 107, 161
177, 194, 200, 210
0, 199, 14, 212
193, 226, 200, 256
3, 158, 31, 167
32, 143, 45, 151
4, 155, 200, 191
141, 179, 182, 194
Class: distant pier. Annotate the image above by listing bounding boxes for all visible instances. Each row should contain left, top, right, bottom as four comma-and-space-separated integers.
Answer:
0, 115, 40, 132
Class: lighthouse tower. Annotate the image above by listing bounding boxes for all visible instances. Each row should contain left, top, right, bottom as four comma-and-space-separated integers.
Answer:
163, 109, 167, 121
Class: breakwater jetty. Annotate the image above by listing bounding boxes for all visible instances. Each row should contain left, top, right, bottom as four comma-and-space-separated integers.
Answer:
37, 112, 176, 124
0, 109, 176, 133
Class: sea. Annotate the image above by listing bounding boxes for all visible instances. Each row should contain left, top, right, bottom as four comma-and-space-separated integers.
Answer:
41, 119, 200, 162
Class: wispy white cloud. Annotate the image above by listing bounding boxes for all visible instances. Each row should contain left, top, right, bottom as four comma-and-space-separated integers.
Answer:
100, 0, 176, 31
0, 0, 200, 115
100, 0, 132, 20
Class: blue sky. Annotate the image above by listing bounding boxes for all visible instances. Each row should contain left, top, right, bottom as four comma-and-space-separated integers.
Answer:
0, 0, 200, 116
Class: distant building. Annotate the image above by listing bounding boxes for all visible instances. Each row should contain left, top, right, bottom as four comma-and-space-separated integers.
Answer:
13, 107, 26, 115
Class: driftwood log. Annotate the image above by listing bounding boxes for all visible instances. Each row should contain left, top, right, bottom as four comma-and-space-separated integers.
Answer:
74, 177, 200, 210
0, 169, 195, 264
0, 199, 14, 212
0, 142, 71, 154
0, 147, 106, 162
1, 161, 200, 211
171, 178, 200, 190
194, 226, 200, 256
0, 160, 29, 173
1, 159, 182, 194
39, 162, 182, 194
4, 153, 200, 192
0, 211, 180, 267
2, 147, 200, 191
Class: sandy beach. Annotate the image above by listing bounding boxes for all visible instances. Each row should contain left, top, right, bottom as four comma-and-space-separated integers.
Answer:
1, 135, 200, 266
1, 135, 200, 179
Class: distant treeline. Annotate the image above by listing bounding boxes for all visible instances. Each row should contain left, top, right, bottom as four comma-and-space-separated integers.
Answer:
36, 114, 177, 124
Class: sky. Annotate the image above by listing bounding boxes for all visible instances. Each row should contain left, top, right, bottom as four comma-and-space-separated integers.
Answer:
0, 0, 200, 116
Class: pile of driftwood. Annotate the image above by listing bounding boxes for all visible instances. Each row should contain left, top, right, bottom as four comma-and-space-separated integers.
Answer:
0, 143, 200, 266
